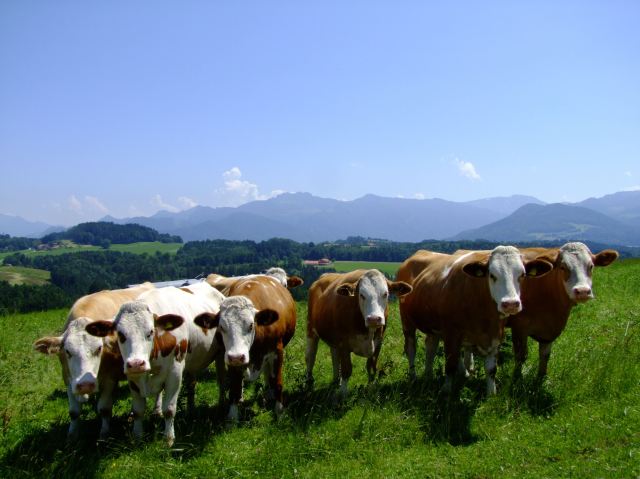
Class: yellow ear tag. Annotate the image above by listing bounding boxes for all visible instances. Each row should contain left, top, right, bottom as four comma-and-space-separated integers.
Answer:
529, 267, 537, 277
476, 269, 483, 277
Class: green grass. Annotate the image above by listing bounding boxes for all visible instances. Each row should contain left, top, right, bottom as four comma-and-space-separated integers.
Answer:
1, 260, 639, 478
0, 266, 51, 285
331, 261, 402, 277
0, 242, 183, 261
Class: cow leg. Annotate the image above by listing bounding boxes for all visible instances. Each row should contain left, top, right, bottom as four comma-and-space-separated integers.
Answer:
366, 330, 384, 382
152, 391, 163, 417
97, 376, 117, 440
424, 334, 439, 381
330, 347, 341, 384
538, 341, 553, 378
305, 333, 320, 387
463, 349, 475, 377
403, 327, 417, 379
338, 348, 352, 399
183, 370, 197, 413
161, 367, 184, 447
442, 336, 462, 394
215, 350, 227, 406
66, 385, 81, 440
511, 329, 528, 378
484, 352, 498, 396
227, 367, 244, 422
268, 342, 285, 416
129, 381, 146, 440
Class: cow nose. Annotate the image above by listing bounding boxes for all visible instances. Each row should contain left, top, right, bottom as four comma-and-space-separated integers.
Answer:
75, 381, 96, 394
500, 299, 522, 315
226, 353, 248, 366
366, 315, 384, 328
573, 287, 593, 302
126, 358, 148, 373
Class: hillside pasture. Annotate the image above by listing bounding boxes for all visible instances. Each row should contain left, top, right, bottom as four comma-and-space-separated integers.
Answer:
0, 242, 182, 262
330, 260, 402, 277
0, 260, 638, 478
0, 265, 50, 286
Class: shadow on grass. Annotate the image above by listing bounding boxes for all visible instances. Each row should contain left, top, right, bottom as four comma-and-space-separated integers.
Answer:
505, 372, 557, 417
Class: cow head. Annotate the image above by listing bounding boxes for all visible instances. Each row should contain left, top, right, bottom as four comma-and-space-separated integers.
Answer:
462, 245, 553, 316
264, 267, 304, 289
542, 242, 618, 303
337, 269, 412, 329
195, 296, 278, 367
85, 301, 184, 376
34, 317, 105, 400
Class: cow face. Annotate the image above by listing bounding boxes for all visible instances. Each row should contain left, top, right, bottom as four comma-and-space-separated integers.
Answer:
337, 270, 412, 329
85, 301, 184, 376
463, 246, 553, 316
555, 242, 618, 303
264, 267, 304, 289
196, 296, 278, 367
35, 317, 104, 400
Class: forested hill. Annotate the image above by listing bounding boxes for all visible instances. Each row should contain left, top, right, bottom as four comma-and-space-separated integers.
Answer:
41, 222, 182, 247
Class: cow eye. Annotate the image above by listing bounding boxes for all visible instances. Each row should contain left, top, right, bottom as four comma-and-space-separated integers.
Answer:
94, 346, 102, 356
383, 292, 389, 299
359, 293, 365, 300
146, 330, 154, 339
490, 274, 497, 282
247, 323, 254, 332
65, 349, 72, 358
117, 331, 126, 343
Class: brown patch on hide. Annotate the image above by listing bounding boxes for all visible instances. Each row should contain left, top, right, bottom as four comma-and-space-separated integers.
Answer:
152, 330, 177, 360
175, 339, 188, 362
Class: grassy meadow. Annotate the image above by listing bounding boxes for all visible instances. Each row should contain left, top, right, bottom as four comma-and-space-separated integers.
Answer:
331, 261, 402, 277
0, 242, 183, 262
0, 259, 639, 478
0, 266, 50, 286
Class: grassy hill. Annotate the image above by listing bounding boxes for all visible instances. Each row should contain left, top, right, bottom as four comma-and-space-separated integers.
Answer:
1, 259, 638, 478
331, 261, 402, 277
0, 242, 183, 262
0, 265, 50, 285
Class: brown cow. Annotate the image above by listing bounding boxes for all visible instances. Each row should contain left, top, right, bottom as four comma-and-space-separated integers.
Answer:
33, 282, 154, 438
305, 269, 412, 397
508, 242, 618, 378
195, 274, 297, 421
206, 267, 303, 294
398, 247, 552, 394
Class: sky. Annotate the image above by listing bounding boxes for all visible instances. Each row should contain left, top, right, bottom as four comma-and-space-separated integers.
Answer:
1, 1, 639, 226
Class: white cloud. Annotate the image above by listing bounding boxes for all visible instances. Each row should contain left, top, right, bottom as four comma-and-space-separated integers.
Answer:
413, 193, 426, 200
623, 185, 640, 192
151, 194, 180, 213
178, 196, 198, 209
454, 158, 481, 181
85, 196, 108, 214
68, 195, 83, 213
223, 167, 242, 181
215, 167, 285, 206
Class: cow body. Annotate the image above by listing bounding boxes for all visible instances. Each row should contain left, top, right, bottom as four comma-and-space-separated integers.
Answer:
397, 247, 552, 394
195, 275, 297, 421
206, 267, 303, 294
86, 286, 224, 446
305, 269, 412, 397
509, 242, 618, 377
33, 282, 154, 438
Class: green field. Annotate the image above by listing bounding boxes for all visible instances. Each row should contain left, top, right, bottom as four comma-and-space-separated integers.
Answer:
0, 265, 51, 285
0, 242, 183, 262
331, 261, 403, 277
1, 260, 639, 478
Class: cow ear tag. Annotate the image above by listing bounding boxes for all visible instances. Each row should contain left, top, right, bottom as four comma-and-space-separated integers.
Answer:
529, 267, 538, 277
475, 269, 484, 277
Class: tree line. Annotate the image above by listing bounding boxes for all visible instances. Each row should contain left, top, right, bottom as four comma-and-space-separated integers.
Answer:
41, 222, 182, 247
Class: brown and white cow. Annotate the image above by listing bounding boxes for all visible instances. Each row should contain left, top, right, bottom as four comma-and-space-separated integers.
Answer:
86, 285, 224, 446
206, 267, 303, 294
397, 247, 553, 395
305, 269, 412, 397
508, 242, 618, 378
194, 274, 297, 421
33, 282, 154, 439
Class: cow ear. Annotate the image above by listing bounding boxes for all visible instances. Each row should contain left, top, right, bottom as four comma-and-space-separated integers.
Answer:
154, 314, 184, 331
594, 249, 618, 267
255, 309, 279, 326
337, 283, 356, 296
33, 336, 62, 355
86, 320, 116, 338
525, 259, 554, 278
287, 276, 304, 288
463, 262, 488, 278
388, 280, 412, 297
194, 312, 220, 330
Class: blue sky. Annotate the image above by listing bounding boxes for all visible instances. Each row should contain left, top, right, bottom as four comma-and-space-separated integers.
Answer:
1, 1, 639, 226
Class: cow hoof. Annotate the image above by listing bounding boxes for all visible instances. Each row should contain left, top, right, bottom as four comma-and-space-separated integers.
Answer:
165, 435, 175, 447
274, 401, 284, 418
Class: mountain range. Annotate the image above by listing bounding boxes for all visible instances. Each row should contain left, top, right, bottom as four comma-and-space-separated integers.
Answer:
2, 191, 639, 246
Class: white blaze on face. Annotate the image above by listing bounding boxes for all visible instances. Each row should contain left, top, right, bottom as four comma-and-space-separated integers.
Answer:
356, 270, 390, 329
218, 296, 257, 367
487, 246, 526, 316
558, 242, 595, 303
113, 301, 155, 375
63, 317, 104, 398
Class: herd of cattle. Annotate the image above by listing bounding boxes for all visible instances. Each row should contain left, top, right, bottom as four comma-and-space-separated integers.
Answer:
33, 242, 618, 446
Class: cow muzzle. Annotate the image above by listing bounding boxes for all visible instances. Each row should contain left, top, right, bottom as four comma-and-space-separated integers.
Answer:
499, 299, 522, 316
74, 380, 96, 395
226, 353, 248, 367
572, 286, 593, 303
125, 358, 150, 374
365, 315, 385, 329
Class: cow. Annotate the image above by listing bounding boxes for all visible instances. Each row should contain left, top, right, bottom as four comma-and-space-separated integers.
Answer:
205, 267, 303, 294
508, 242, 618, 378
33, 282, 155, 439
194, 274, 297, 421
305, 269, 412, 398
397, 247, 553, 395
85, 285, 224, 446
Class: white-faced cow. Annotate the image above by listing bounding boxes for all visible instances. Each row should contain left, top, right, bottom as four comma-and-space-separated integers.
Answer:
305, 269, 412, 397
85, 285, 224, 446
194, 275, 297, 421
508, 242, 618, 378
397, 247, 553, 395
206, 267, 303, 294
33, 282, 154, 439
